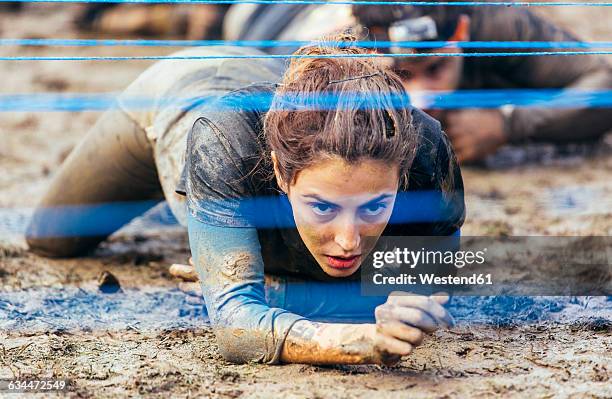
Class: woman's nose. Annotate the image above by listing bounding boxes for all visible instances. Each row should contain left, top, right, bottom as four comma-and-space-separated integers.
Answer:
333, 221, 361, 253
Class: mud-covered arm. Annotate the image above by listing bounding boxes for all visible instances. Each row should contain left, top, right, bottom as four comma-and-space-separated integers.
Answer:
184, 105, 388, 364
188, 214, 390, 364
473, 8, 612, 143
505, 66, 612, 144
187, 213, 306, 363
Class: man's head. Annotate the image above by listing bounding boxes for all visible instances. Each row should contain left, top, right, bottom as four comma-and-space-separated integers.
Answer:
352, 3, 472, 92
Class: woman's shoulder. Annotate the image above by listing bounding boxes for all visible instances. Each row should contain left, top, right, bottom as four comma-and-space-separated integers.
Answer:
406, 107, 454, 191
181, 82, 281, 227
186, 82, 279, 186
387, 108, 465, 235
188, 81, 277, 148
410, 107, 443, 149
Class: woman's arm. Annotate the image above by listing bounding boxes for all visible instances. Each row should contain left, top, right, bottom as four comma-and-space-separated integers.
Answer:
188, 213, 453, 365
187, 212, 304, 364
281, 293, 453, 365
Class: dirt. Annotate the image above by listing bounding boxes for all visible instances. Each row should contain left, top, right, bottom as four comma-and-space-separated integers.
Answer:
1, 3, 611, 398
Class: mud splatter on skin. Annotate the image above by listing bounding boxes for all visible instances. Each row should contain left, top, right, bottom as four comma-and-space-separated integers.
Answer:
281, 321, 382, 365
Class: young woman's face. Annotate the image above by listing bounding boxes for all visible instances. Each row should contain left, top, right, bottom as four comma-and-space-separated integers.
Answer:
282, 156, 400, 278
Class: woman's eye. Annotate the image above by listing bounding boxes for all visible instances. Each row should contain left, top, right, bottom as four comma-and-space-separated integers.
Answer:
310, 203, 336, 216
361, 203, 387, 217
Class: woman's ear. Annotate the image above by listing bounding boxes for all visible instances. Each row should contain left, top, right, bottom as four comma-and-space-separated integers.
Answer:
450, 14, 471, 42
271, 151, 288, 194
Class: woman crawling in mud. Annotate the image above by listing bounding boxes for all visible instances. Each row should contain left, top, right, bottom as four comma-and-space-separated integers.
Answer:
26, 36, 465, 365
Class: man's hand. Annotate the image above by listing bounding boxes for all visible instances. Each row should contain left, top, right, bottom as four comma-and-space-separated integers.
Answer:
443, 109, 507, 163
374, 291, 454, 365
169, 257, 202, 297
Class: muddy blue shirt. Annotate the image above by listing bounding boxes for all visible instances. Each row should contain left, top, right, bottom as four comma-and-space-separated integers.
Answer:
180, 82, 465, 363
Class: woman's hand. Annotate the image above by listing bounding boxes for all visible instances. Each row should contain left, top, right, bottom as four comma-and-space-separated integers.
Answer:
373, 291, 455, 365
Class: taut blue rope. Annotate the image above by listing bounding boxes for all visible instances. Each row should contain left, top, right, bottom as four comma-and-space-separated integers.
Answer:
2, 51, 611, 61
2, 89, 611, 112
2, 39, 612, 49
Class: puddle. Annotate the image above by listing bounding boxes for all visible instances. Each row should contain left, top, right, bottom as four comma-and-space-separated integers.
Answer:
0, 286, 206, 333
1, 285, 609, 333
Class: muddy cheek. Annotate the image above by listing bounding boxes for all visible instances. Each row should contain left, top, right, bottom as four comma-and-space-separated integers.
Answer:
294, 219, 332, 255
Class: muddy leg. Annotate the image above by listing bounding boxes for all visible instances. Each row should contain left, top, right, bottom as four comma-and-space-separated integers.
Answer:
26, 108, 164, 257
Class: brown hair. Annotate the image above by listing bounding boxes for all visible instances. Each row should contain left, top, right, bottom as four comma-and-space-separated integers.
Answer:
263, 34, 418, 190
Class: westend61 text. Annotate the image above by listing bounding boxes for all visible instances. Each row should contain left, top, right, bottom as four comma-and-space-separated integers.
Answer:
373, 273, 493, 286
372, 248, 487, 269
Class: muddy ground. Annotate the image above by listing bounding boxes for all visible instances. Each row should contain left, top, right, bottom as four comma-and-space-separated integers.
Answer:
1, 4, 611, 398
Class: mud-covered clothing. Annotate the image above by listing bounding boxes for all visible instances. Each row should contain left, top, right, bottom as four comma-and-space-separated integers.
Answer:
183, 82, 465, 278
25, 46, 284, 255
116, 47, 284, 225
182, 82, 464, 363
26, 46, 465, 364
457, 7, 612, 143
226, 4, 612, 144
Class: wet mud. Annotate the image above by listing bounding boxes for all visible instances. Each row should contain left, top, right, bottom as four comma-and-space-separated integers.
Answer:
1, 3, 611, 398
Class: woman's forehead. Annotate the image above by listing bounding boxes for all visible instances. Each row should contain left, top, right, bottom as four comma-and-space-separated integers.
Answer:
291, 157, 400, 198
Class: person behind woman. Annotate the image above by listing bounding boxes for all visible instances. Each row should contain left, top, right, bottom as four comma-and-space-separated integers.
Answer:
26, 36, 465, 365
225, 2, 612, 163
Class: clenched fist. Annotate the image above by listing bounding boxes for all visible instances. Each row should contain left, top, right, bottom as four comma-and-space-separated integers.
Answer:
373, 291, 454, 365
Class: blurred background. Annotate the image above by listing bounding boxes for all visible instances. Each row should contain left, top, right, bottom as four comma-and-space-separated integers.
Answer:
0, 3, 610, 397
1, 1, 610, 240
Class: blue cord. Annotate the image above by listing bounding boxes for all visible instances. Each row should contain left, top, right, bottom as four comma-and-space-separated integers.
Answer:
1, 89, 610, 112
2, 38, 612, 49
1, 51, 611, 61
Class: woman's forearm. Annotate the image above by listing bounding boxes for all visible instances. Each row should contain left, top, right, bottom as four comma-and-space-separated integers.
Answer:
281, 320, 393, 365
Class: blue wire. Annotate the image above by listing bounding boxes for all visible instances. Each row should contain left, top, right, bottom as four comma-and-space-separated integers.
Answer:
4, 0, 612, 6
1, 51, 611, 61
1, 89, 610, 112
2, 38, 612, 49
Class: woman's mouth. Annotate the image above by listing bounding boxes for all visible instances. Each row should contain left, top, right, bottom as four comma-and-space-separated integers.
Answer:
326, 254, 361, 269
